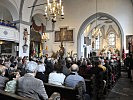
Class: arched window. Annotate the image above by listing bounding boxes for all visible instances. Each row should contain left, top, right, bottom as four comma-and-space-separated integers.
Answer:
95, 35, 100, 50
94, 29, 102, 50
108, 32, 116, 47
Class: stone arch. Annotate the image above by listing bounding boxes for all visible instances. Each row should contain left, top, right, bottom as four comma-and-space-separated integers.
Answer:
32, 9, 45, 19
28, 0, 47, 22
77, 12, 124, 58
106, 25, 119, 38
32, 13, 46, 28
0, 0, 19, 21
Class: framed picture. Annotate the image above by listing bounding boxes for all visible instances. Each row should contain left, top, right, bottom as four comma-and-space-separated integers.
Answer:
55, 27, 73, 42
55, 31, 61, 42
126, 35, 133, 50
64, 30, 73, 41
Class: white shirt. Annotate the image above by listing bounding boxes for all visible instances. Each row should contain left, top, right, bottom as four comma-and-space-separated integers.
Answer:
48, 71, 66, 86
37, 64, 45, 72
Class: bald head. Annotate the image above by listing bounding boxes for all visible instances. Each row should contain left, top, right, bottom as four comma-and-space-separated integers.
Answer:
71, 64, 79, 72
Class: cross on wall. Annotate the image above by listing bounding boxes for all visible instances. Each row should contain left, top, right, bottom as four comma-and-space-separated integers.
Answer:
55, 27, 73, 42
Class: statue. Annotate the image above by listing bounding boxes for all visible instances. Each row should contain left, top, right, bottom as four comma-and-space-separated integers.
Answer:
92, 41, 94, 48
59, 42, 65, 59
23, 28, 29, 53
23, 28, 29, 44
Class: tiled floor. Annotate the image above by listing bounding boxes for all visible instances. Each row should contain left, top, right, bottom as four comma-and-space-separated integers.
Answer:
104, 72, 133, 100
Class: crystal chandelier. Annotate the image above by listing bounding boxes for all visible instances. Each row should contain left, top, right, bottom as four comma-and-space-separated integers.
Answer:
44, 0, 64, 23
42, 33, 49, 42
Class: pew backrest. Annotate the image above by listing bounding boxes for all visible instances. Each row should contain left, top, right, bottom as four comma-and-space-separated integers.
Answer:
0, 90, 32, 100
44, 83, 79, 100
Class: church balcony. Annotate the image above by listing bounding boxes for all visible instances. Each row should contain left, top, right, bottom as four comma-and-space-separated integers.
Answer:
0, 25, 19, 43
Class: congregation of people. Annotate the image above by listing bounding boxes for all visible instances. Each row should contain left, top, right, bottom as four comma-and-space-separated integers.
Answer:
0, 54, 132, 100
0, 19, 17, 29
124, 54, 133, 81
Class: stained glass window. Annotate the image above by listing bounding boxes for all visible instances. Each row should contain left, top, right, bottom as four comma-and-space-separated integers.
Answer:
108, 32, 116, 47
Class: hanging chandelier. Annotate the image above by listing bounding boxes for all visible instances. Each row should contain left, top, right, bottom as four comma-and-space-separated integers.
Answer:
42, 33, 49, 42
44, 0, 64, 23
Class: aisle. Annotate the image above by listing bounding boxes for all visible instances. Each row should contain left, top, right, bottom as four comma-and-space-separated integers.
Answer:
105, 72, 133, 100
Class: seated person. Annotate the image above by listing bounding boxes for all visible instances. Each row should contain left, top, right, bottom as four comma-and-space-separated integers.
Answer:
98, 60, 106, 72
64, 64, 86, 92
5, 21, 11, 27
58, 59, 70, 76
45, 58, 54, 75
11, 23, 17, 29
16, 61, 48, 100
0, 19, 2, 24
35, 59, 46, 82
1, 20, 5, 26
48, 62, 66, 86
0, 65, 9, 90
5, 71, 20, 93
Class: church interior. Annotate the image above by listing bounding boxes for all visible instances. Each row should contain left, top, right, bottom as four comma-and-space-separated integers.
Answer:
0, 0, 133, 100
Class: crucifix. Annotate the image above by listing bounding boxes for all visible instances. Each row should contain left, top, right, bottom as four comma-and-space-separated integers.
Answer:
55, 27, 73, 42
59, 28, 67, 58
55, 27, 73, 58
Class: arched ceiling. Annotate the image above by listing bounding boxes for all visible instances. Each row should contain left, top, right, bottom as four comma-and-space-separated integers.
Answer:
0, 0, 19, 21
0, 5, 13, 21
20, 0, 46, 22
33, 14, 46, 26
85, 16, 118, 36
77, 12, 124, 58
30, 0, 46, 20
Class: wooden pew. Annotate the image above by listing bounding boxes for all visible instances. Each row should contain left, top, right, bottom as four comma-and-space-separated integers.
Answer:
0, 90, 32, 100
85, 79, 92, 95
44, 83, 79, 100
0, 80, 91, 100
44, 79, 92, 100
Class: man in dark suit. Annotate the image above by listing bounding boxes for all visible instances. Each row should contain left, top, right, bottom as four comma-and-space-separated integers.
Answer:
17, 60, 48, 100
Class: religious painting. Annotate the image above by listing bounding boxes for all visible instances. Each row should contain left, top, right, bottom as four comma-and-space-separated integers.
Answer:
65, 30, 73, 41
55, 31, 61, 42
55, 27, 73, 42
126, 35, 133, 50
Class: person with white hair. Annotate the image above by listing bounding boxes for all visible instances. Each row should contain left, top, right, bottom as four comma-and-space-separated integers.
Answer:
35, 59, 46, 82
64, 64, 86, 91
16, 61, 48, 100
64, 64, 91, 100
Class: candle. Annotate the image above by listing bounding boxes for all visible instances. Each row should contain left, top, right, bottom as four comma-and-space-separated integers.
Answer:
60, 0, 62, 6
44, 6, 47, 16
45, 6, 47, 12
61, 6, 64, 15
47, 0, 49, 5
53, 0, 56, 3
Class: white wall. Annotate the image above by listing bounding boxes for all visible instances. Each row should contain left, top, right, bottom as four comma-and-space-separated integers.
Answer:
19, 23, 30, 58
2, 0, 132, 57
9, 0, 21, 11
0, 5, 13, 21
52, 0, 133, 57
0, 25, 19, 42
